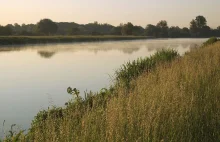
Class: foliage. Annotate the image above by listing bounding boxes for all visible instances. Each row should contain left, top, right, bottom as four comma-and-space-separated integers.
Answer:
203, 37, 218, 46
0, 36, 148, 46
195, 15, 207, 28
36, 19, 58, 35
111, 26, 122, 35
0, 16, 219, 37
156, 20, 169, 37
67, 87, 80, 98
121, 22, 134, 35
132, 26, 145, 36
0, 25, 12, 36
168, 26, 181, 38
145, 24, 159, 37
190, 16, 211, 37
2, 124, 25, 142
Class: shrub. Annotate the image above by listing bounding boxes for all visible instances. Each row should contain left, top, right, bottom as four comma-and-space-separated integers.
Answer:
203, 37, 218, 46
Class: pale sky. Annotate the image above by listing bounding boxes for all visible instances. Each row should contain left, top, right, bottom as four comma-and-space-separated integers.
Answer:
1, 0, 220, 28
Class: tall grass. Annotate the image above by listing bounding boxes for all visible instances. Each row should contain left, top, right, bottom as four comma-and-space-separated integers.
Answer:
115, 49, 179, 89
3, 41, 220, 141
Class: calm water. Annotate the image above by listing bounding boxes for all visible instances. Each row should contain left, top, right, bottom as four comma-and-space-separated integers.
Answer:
0, 38, 206, 134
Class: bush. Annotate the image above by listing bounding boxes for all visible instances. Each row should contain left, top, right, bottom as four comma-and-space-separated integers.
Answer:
203, 37, 218, 46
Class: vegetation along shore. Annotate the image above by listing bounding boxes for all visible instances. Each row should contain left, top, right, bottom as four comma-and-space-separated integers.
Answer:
0, 36, 151, 46
0, 15, 219, 38
2, 37, 220, 142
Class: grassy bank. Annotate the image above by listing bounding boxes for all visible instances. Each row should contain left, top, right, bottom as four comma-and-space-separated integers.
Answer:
0, 36, 151, 46
3, 39, 220, 141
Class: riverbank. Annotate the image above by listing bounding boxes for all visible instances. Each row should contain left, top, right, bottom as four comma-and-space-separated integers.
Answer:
0, 36, 152, 46
3, 39, 220, 141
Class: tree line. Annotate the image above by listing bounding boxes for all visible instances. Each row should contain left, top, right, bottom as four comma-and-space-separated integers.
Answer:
0, 15, 219, 37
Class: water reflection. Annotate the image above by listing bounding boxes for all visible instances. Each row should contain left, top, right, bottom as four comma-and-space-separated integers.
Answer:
38, 51, 56, 59
0, 39, 205, 58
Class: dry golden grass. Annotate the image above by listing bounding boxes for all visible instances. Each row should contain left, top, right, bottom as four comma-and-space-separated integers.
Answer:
104, 42, 220, 141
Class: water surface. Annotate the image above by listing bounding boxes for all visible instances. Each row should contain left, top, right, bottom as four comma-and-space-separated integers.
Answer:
0, 38, 206, 134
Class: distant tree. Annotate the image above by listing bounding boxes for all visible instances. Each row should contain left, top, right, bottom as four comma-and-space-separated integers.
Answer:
0, 25, 13, 35
190, 19, 198, 37
145, 24, 159, 37
93, 21, 98, 25
83, 22, 114, 35
6, 24, 14, 34
190, 16, 210, 37
200, 26, 211, 37
111, 26, 122, 35
156, 20, 168, 37
121, 22, 134, 35
195, 16, 207, 28
37, 19, 58, 35
91, 31, 101, 35
217, 26, 220, 36
14, 23, 20, 28
181, 27, 190, 37
69, 27, 80, 35
56, 22, 79, 35
168, 26, 181, 38
132, 26, 145, 36
13, 23, 22, 34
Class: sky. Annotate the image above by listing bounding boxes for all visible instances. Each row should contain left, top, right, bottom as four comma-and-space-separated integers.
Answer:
1, 0, 220, 28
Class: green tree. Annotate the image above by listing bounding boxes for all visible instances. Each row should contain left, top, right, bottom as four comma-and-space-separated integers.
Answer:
132, 26, 144, 36
69, 27, 80, 35
201, 26, 211, 37
180, 27, 190, 37
145, 24, 159, 37
121, 22, 134, 35
37, 19, 58, 35
168, 26, 181, 38
195, 15, 207, 28
217, 26, 220, 36
156, 20, 168, 37
0, 25, 13, 35
13, 23, 22, 34
190, 19, 198, 36
111, 26, 122, 35
190, 16, 209, 37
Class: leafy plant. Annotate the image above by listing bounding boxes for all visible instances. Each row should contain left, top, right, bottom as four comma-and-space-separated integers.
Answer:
3, 124, 25, 142
67, 87, 80, 98
203, 37, 218, 46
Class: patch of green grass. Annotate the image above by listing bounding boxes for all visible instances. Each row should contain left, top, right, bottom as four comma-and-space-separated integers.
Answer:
115, 49, 179, 89
203, 37, 218, 46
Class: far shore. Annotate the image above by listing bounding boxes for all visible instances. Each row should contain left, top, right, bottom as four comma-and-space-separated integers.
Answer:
0, 36, 155, 46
